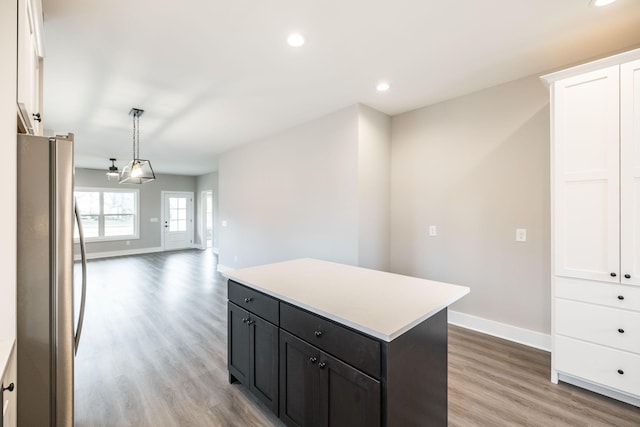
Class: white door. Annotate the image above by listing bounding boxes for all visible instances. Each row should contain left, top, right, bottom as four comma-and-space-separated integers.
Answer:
162, 192, 194, 251
553, 66, 620, 283
621, 59, 640, 286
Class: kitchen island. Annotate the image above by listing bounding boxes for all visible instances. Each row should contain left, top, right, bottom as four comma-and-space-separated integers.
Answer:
225, 258, 469, 426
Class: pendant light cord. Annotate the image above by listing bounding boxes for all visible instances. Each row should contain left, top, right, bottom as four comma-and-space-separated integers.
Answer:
132, 113, 140, 160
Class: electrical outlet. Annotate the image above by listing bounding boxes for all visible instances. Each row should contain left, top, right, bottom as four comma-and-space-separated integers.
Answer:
516, 228, 527, 242
429, 225, 437, 236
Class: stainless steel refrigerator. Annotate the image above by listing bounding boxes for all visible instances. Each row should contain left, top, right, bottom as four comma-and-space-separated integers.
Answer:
16, 133, 87, 427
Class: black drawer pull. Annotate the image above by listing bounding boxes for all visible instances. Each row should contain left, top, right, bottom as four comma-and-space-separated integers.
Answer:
2, 383, 14, 392
617, 369, 624, 375
624, 274, 631, 279
247, 320, 254, 326
314, 330, 323, 337
610, 272, 617, 277
244, 297, 253, 303
318, 362, 326, 369
618, 295, 625, 300
242, 318, 248, 323
618, 328, 625, 334
309, 357, 317, 364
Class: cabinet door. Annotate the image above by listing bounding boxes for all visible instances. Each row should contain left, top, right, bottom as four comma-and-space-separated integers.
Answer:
280, 331, 322, 427
1, 346, 16, 427
553, 66, 620, 283
621, 59, 640, 286
17, 0, 42, 135
319, 352, 380, 427
250, 315, 279, 414
228, 303, 250, 384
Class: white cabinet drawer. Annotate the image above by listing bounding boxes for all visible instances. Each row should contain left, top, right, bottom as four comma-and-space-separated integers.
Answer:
555, 276, 640, 311
555, 299, 640, 353
556, 336, 640, 397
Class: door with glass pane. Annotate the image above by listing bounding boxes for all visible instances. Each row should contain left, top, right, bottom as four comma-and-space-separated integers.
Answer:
162, 192, 194, 251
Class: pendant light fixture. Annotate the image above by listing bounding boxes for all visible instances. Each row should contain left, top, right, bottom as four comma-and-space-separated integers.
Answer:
106, 158, 119, 180
119, 108, 156, 184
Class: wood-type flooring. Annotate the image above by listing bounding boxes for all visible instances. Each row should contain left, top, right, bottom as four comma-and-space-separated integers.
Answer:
74, 250, 640, 426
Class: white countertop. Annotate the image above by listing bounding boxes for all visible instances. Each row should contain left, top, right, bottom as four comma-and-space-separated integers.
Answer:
0, 338, 15, 378
225, 258, 470, 342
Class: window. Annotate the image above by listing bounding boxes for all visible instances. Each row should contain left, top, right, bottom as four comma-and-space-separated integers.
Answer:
169, 197, 187, 232
74, 188, 139, 241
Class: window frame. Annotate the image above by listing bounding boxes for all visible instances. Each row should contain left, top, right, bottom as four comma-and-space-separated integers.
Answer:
74, 187, 141, 242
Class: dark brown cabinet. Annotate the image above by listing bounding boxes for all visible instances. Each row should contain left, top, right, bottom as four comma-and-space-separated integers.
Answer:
228, 279, 449, 426
280, 330, 380, 427
228, 292, 279, 414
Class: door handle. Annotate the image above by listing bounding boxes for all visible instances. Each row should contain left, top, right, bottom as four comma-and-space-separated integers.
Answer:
74, 199, 88, 355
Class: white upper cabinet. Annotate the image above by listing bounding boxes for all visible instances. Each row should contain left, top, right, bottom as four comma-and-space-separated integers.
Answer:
621, 59, 640, 287
552, 66, 620, 283
17, 0, 44, 135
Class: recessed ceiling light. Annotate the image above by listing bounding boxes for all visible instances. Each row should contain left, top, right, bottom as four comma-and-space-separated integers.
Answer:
590, 0, 616, 7
376, 82, 390, 92
287, 33, 305, 47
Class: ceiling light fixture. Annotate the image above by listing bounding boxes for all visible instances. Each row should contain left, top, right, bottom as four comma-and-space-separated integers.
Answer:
106, 158, 119, 180
287, 33, 306, 47
119, 108, 156, 184
590, 0, 616, 6
376, 82, 391, 92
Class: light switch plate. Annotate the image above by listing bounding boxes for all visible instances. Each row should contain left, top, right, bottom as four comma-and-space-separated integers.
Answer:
429, 225, 437, 236
516, 228, 527, 242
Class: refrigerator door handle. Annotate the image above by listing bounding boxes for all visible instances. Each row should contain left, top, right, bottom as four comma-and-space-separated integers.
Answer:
74, 198, 88, 355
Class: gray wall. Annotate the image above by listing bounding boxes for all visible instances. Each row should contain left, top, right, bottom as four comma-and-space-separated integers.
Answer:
218, 104, 391, 270
358, 105, 391, 270
390, 75, 551, 334
74, 168, 197, 255
195, 171, 219, 249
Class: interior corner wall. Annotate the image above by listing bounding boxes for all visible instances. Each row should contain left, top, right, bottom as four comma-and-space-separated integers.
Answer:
74, 168, 197, 256
0, 0, 18, 342
390, 75, 551, 334
195, 171, 219, 249
357, 104, 391, 270
218, 105, 360, 269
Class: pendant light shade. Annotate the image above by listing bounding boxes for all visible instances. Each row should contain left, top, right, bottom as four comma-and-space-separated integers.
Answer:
106, 158, 119, 180
120, 108, 156, 184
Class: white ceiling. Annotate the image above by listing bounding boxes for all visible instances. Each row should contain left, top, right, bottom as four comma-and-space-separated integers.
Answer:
42, 0, 640, 176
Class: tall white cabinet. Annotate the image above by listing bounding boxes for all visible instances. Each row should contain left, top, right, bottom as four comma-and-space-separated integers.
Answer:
543, 50, 640, 407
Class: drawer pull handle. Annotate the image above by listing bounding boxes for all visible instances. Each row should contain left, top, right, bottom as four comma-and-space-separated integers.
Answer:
618, 295, 625, 300
314, 330, 323, 337
624, 274, 631, 279
309, 357, 317, 364
318, 362, 326, 369
244, 297, 253, 303
610, 272, 617, 277
242, 318, 248, 323
617, 369, 624, 375
618, 328, 625, 334
2, 383, 14, 392
247, 320, 254, 326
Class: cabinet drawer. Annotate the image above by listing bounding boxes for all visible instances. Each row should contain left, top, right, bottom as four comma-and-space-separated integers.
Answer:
555, 299, 640, 354
228, 280, 279, 325
555, 276, 640, 312
280, 302, 380, 379
555, 336, 640, 397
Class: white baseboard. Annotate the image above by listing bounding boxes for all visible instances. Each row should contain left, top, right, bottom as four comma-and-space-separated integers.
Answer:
74, 246, 164, 261
217, 264, 233, 274
448, 310, 551, 352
